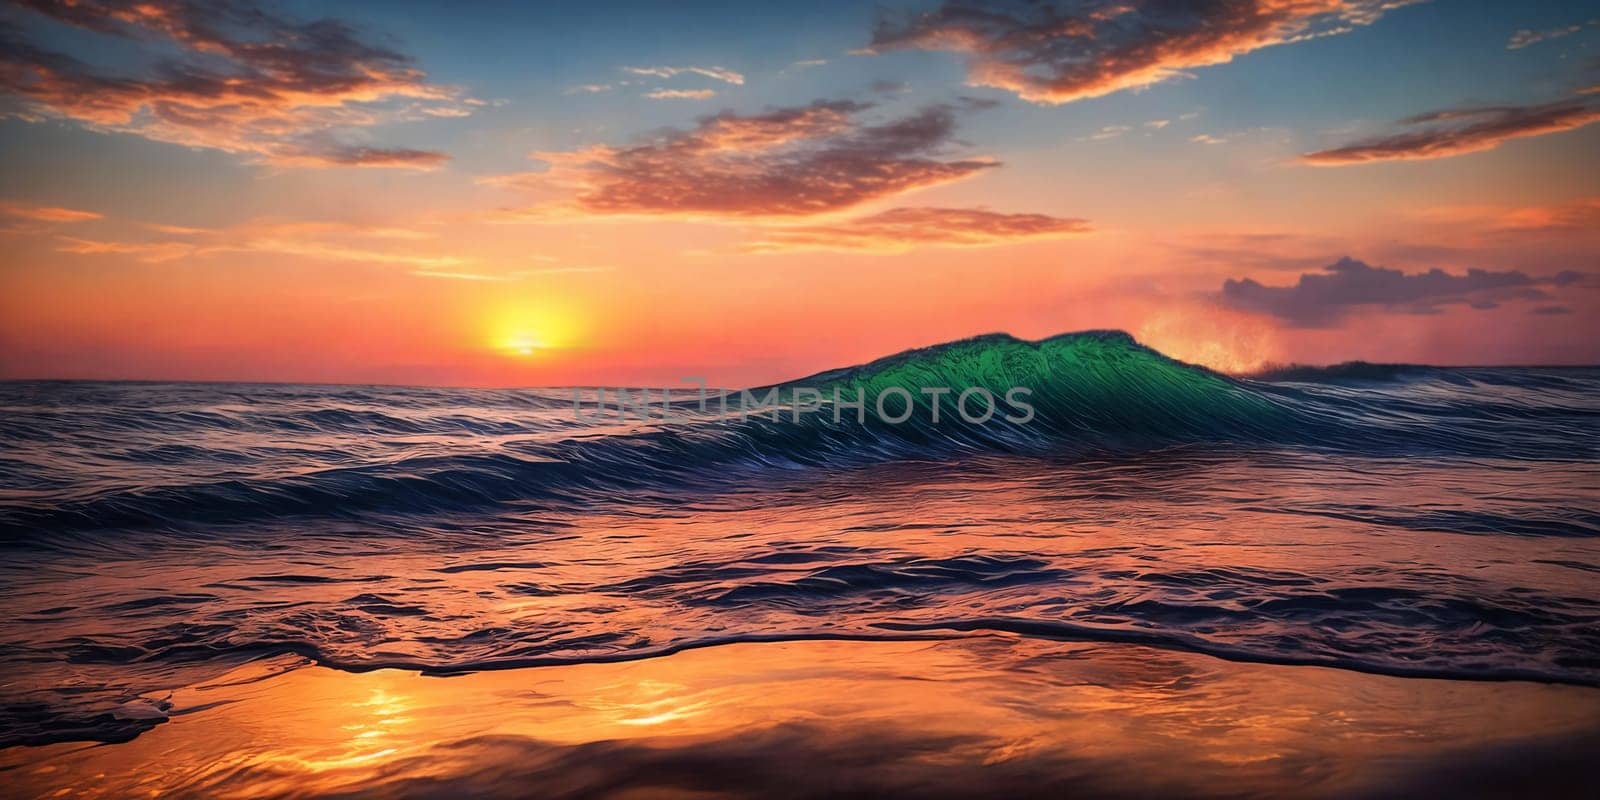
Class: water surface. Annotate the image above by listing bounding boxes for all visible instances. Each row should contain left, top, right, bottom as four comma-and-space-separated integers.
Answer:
1, 333, 1597, 783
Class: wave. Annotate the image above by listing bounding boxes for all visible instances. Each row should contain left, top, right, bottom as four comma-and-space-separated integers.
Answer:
1251, 361, 1437, 383
2, 330, 1595, 539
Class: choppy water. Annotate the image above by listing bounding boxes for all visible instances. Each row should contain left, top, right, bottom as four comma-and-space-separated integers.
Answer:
1, 331, 1597, 747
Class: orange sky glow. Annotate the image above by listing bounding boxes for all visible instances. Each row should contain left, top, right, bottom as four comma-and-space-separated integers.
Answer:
1, 1, 1596, 386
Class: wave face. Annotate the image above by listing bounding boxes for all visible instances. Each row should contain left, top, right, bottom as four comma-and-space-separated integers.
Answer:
1, 331, 1598, 746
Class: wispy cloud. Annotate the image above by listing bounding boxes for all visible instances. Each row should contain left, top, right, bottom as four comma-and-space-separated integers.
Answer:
867, 1, 1416, 105
1507, 19, 1596, 50
741, 206, 1089, 253
1302, 99, 1600, 165
646, 89, 717, 100
1414, 196, 1600, 234
54, 219, 462, 267
56, 237, 198, 263
622, 65, 745, 85
0, 200, 102, 223
1082, 125, 1131, 141
489, 99, 998, 219
0, 0, 463, 167
411, 270, 508, 281
276, 145, 451, 170
514, 266, 613, 275
564, 84, 615, 95
411, 265, 613, 281
1220, 256, 1589, 326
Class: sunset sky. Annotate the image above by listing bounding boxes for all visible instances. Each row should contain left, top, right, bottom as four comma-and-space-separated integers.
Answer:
1, 0, 1597, 386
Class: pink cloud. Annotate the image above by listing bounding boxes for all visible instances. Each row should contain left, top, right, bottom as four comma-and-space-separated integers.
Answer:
494, 100, 999, 218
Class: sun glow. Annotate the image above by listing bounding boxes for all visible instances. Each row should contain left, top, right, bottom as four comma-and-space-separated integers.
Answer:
483, 299, 586, 358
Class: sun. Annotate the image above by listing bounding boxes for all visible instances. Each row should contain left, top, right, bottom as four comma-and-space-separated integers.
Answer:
482, 300, 586, 359
504, 335, 541, 357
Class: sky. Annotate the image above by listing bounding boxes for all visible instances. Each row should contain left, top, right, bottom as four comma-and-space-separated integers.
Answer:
0, 0, 1597, 386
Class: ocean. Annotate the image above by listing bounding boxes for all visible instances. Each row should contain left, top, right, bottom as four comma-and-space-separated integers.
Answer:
2, 331, 1598, 796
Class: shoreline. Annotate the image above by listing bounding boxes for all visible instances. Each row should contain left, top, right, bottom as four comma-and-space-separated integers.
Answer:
6, 635, 1599, 799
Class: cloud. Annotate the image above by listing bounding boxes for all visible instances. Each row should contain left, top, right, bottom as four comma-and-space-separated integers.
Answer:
0, 200, 101, 222
514, 266, 613, 276
1529, 305, 1573, 315
1082, 124, 1131, 141
1415, 196, 1600, 234
1171, 231, 1349, 273
790, 59, 829, 69
1302, 99, 1600, 165
866, 1, 1415, 105
411, 265, 612, 281
622, 65, 745, 85
411, 270, 510, 281
1219, 256, 1588, 326
53, 218, 462, 267
278, 145, 451, 169
0, 0, 461, 167
56, 236, 199, 262
493, 100, 998, 218
565, 84, 614, 95
741, 206, 1090, 252
646, 89, 717, 100
1507, 19, 1596, 50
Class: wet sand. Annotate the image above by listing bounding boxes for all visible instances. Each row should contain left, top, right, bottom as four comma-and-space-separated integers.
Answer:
5, 636, 1598, 799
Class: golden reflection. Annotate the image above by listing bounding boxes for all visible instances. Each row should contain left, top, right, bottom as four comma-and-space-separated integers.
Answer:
6, 638, 1599, 798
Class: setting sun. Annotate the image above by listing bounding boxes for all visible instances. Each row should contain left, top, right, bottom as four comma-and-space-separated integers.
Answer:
483, 300, 586, 359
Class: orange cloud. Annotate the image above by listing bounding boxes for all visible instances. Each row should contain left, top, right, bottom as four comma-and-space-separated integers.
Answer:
0, 201, 101, 222
742, 206, 1090, 252
868, 1, 1414, 105
0, 0, 460, 167
495, 100, 998, 218
1302, 99, 1600, 165
56, 237, 198, 262
1415, 197, 1600, 233
54, 218, 463, 267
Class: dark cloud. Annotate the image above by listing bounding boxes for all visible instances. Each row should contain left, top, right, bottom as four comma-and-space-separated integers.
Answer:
1530, 305, 1574, 315
867, 1, 1412, 105
501, 100, 997, 218
1302, 99, 1600, 165
0, 0, 460, 167
741, 206, 1090, 252
1220, 257, 1588, 327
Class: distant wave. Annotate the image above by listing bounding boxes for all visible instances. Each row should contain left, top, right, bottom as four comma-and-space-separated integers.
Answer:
2, 330, 1596, 539
1251, 361, 1436, 383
